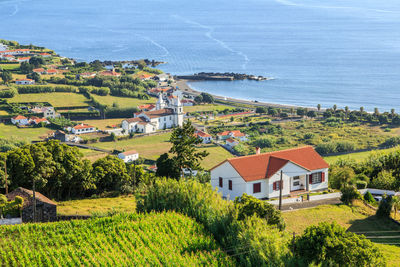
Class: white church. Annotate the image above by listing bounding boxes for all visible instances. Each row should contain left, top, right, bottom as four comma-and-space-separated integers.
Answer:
122, 93, 184, 134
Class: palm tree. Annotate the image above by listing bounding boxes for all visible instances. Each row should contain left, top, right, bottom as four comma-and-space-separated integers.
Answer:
392, 196, 400, 220
333, 104, 337, 112
345, 106, 349, 119
317, 104, 321, 111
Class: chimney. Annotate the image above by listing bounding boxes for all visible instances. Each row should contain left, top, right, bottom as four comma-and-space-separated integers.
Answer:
256, 147, 261, 155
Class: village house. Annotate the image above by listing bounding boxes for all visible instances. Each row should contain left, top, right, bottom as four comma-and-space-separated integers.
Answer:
217, 130, 248, 142
139, 73, 152, 80
118, 150, 139, 163
0, 54, 15, 61
0, 49, 30, 56
194, 130, 213, 144
122, 94, 184, 134
16, 57, 30, 63
99, 70, 121, 77
181, 99, 195, 106
30, 106, 59, 119
225, 138, 239, 148
210, 146, 329, 200
15, 78, 35, 85
39, 52, 51, 57
11, 115, 29, 126
138, 104, 156, 112
147, 87, 174, 97
33, 68, 46, 74
154, 73, 170, 82
51, 130, 81, 143
67, 124, 96, 135
6, 187, 57, 222
46, 69, 57, 75
29, 117, 50, 125
78, 72, 96, 78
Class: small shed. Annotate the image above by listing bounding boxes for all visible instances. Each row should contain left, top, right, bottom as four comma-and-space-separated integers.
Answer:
7, 187, 57, 222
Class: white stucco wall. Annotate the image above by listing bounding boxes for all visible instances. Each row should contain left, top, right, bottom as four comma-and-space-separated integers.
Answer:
211, 161, 247, 200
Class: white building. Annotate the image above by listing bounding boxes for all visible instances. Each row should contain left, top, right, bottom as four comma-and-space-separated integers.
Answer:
15, 79, 35, 85
210, 146, 329, 200
122, 93, 184, 134
225, 138, 239, 148
118, 150, 139, 163
68, 124, 96, 135
11, 115, 29, 126
30, 106, 60, 119
194, 130, 213, 144
217, 130, 248, 142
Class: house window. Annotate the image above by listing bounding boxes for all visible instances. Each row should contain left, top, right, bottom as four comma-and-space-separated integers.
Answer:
219, 177, 223, 188
273, 181, 282, 191
311, 172, 322, 184
253, 183, 261, 193
228, 180, 232, 190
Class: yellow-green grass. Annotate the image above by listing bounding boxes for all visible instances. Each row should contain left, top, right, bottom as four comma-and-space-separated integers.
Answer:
324, 146, 400, 164
0, 63, 19, 70
79, 118, 123, 130
92, 95, 157, 108
57, 195, 136, 216
183, 104, 233, 113
92, 133, 172, 161
199, 144, 233, 169
78, 148, 108, 162
9, 92, 90, 107
283, 200, 400, 266
0, 110, 9, 115
0, 123, 51, 142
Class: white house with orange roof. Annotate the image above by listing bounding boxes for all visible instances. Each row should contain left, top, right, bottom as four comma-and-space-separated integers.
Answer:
210, 146, 329, 200
68, 124, 96, 135
16, 57, 30, 63
194, 130, 213, 144
15, 79, 35, 85
11, 115, 29, 126
118, 150, 139, 163
217, 130, 248, 142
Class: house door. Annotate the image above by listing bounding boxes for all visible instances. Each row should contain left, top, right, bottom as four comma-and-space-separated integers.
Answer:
291, 176, 301, 191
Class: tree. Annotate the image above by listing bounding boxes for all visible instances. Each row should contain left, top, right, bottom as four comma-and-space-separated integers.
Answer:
155, 153, 180, 179
0, 194, 7, 219
374, 107, 379, 117
27, 72, 41, 83
0, 71, 12, 84
329, 166, 355, 189
377, 195, 393, 218
364, 191, 375, 204
370, 170, 398, 190
29, 56, 44, 68
92, 155, 129, 192
344, 106, 349, 118
340, 185, 361, 205
200, 92, 214, 103
168, 121, 209, 177
333, 104, 337, 111
255, 107, 267, 114
392, 196, 400, 220
317, 104, 321, 111
194, 95, 203, 103
360, 106, 364, 113
378, 114, 389, 124
391, 108, 396, 117
234, 194, 285, 230
20, 62, 33, 74
296, 108, 305, 116
268, 107, 278, 116
90, 60, 103, 71
292, 222, 385, 266
306, 110, 316, 118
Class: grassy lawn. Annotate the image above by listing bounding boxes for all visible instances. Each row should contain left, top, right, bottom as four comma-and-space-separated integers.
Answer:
57, 195, 136, 216
78, 148, 108, 162
79, 118, 123, 130
183, 104, 234, 113
283, 200, 400, 266
9, 92, 90, 107
324, 146, 400, 164
92, 95, 156, 108
0, 63, 20, 70
0, 123, 52, 142
199, 144, 233, 169
92, 133, 172, 161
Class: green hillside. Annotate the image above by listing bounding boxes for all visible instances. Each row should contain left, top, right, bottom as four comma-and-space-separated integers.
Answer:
0, 212, 234, 266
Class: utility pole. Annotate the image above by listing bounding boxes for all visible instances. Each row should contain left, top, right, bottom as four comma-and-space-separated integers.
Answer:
278, 170, 283, 210
4, 158, 8, 195
32, 178, 36, 222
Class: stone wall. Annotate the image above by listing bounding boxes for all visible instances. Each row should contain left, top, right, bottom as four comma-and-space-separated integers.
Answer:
22, 202, 57, 223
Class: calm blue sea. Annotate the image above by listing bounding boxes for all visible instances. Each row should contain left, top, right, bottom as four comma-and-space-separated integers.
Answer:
1, 0, 400, 111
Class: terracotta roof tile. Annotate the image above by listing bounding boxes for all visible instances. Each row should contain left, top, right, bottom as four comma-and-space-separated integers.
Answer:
122, 150, 138, 156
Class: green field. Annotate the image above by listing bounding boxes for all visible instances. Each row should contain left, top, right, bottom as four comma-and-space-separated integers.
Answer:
0, 63, 20, 71
183, 104, 234, 113
92, 95, 156, 108
80, 118, 123, 130
283, 200, 400, 266
58, 195, 136, 216
0, 123, 51, 142
93, 133, 172, 161
0, 212, 233, 266
199, 144, 233, 169
324, 146, 400, 164
9, 92, 90, 107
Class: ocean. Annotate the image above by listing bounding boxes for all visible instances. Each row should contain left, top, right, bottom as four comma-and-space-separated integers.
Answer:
1, 0, 400, 111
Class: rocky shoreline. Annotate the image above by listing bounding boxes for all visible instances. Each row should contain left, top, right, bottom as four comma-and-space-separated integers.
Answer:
176, 72, 271, 81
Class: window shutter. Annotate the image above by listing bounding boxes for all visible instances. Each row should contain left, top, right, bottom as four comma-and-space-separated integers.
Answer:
321, 172, 325, 182
273, 182, 276, 191
308, 174, 312, 185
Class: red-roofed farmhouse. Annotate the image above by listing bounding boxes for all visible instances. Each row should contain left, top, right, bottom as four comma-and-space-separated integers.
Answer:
210, 146, 329, 200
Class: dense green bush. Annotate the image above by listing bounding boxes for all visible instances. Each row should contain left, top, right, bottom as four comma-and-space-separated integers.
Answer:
376, 195, 393, 218
355, 180, 367, 189
0, 195, 23, 218
363, 191, 375, 204
370, 170, 398, 190
136, 178, 290, 266
292, 222, 385, 266
340, 185, 361, 205
17, 85, 77, 94
0, 87, 17, 98
234, 194, 285, 230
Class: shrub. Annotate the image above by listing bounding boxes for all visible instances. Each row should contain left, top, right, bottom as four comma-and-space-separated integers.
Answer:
340, 185, 361, 205
252, 137, 274, 148
370, 170, 398, 190
329, 166, 355, 189
292, 222, 385, 266
136, 178, 290, 265
364, 191, 375, 204
376, 195, 393, 218
234, 194, 285, 230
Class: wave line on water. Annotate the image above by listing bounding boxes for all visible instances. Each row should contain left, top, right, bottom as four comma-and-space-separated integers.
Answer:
135, 34, 170, 58
171, 14, 249, 70
273, 0, 397, 14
